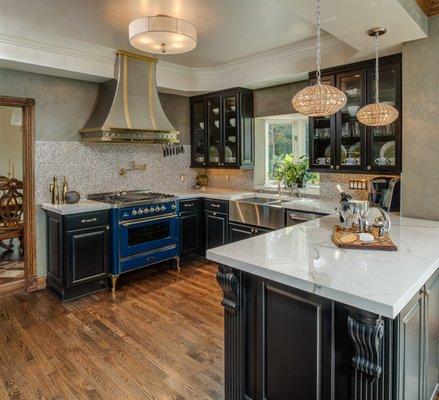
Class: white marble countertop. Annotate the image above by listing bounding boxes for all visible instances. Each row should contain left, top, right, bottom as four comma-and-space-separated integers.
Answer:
41, 200, 110, 215
206, 215, 439, 319
281, 198, 338, 215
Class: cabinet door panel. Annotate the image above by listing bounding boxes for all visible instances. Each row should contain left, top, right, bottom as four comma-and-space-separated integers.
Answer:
180, 213, 200, 255
47, 213, 63, 285
205, 211, 227, 249
425, 272, 439, 400
336, 69, 366, 171
67, 227, 109, 287
222, 94, 239, 167
309, 75, 336, 170
258, 283, 333, 400
398, 292, 424, 400
207, 96, 222, 166
191, 99, 206, 167
366, 62, 402, 173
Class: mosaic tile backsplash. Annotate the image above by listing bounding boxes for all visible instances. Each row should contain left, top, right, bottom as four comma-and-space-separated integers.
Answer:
35, 141, 197, 204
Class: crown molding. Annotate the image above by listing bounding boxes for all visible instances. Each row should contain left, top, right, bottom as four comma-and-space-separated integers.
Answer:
416, 0, 439, 16
0, 23, 356, 93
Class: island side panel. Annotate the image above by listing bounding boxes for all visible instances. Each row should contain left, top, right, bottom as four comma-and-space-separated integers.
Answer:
217, 265, 396, 400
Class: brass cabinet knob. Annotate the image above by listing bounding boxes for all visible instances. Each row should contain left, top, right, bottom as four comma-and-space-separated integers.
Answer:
335, 165, 340, 170
330, 165, 334, 170
367, 165, 372, 170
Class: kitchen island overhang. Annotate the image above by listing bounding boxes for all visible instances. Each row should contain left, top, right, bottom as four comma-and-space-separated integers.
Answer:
207, 215, 439, 400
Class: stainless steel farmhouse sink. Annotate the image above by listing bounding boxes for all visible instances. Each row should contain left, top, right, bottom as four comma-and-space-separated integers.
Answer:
229, 197, 289, 230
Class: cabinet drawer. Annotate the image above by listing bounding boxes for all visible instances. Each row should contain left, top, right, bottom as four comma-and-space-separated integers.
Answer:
204, 199, 228, 213
179, 199, 202, 213
120, 245, 178, 273
66, 211, 109, 231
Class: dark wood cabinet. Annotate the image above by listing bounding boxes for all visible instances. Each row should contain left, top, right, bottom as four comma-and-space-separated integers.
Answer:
204, 199, 229, 249
190, 87, 254, 169
309, 54, 402, 174
179, 199, 204, 256
228, 222, 270, 243
46, 210, 110, 301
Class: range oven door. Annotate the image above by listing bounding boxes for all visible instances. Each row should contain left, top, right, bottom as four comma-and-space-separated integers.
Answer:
119, 214, 177, 258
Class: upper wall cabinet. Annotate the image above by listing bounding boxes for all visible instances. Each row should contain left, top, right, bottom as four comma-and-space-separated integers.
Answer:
309, 54, 402, 174
190, 88, 254, 169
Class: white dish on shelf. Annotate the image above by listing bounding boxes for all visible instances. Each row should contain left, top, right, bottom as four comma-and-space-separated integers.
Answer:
380, 141, 395, 159
347, 106, 360, 117
214, 120, 219, 128
212, 107, 219, 115
229, 118, 236, 127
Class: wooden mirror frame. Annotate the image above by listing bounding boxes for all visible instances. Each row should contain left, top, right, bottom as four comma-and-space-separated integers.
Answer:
0, 95, 37, 292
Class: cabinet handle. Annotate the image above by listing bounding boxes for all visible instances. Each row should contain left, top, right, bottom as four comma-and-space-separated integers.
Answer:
367, 165, 372, 170
212, 212, 217, 216
105, 226, 110, 230
146, 256, 155, 263
81, 217, 98, 223
335, 165, 340, 170
330, 165, 334, 170
210, 204, 220, 208
184, 203, 194, 207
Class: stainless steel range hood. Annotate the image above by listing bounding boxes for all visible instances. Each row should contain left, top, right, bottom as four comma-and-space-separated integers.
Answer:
80, 50, 179, 143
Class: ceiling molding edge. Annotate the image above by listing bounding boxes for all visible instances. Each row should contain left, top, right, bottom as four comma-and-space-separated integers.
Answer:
0, 23, 356, 93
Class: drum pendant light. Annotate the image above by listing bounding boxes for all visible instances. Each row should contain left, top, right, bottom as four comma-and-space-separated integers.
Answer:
357, 28, 399, 126
292, 0, 347, 117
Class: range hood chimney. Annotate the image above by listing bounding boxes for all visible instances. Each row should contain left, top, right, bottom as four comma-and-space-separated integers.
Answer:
80, 50, 179, 143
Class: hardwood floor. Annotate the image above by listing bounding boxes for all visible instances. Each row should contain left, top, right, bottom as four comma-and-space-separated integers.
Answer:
0, 258, 224, 400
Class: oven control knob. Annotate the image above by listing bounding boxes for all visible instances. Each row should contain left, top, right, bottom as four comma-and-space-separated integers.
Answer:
137, 209, 143, 215
161, 205, 166, 211
171, 204, 176, 210
132, 210, 137, 216
149, 207, 155, 212
155, 206, 160, 211
143, 208, 149, 213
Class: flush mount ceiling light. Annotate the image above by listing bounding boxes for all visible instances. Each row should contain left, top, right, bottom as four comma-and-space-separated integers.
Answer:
129, 15, 197, 55
357, 27, 399, 126
292, 0, 346, 117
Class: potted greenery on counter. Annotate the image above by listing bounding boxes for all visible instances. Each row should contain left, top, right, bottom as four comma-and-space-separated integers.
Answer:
273, 155, 317, 188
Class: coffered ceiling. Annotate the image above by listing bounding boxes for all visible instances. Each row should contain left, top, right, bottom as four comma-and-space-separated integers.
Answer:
0, 0, 430, 93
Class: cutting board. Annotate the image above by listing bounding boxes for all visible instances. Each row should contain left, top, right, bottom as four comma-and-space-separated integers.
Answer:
332, 225, 398, 251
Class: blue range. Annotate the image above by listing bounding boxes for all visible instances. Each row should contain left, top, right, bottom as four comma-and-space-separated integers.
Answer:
87, 191, 179, 291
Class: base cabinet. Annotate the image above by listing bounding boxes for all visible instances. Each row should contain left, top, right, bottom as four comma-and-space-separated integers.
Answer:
397, 270, 439, 400
228, 222, 271, 243
46, 210, 110, 301
179, 199, 204, 256
205, 199, 229, 250
217, 266, 439, 400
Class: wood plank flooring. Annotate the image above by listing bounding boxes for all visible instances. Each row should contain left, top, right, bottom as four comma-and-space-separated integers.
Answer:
0, 258, 224, 400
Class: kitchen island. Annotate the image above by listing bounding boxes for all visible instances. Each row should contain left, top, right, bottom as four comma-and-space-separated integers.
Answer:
207, 215, 439, 400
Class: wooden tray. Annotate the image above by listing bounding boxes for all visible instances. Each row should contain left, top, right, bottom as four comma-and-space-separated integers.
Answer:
332, 225, 398, 251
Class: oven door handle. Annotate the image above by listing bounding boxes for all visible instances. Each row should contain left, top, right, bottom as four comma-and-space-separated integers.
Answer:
120, 213, 176, 227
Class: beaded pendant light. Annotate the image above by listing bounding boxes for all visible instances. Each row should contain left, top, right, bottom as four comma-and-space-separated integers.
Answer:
357, 28, 399, 126
292, 0, 346, 117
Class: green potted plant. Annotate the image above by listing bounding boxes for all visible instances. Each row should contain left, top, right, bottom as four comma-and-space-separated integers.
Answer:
274, 155, 316, 188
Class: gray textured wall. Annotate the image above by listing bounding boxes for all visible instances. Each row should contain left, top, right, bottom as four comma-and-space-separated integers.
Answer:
253, 80, 308, 118
159, 92, 190, 144
401, 16, 439, 220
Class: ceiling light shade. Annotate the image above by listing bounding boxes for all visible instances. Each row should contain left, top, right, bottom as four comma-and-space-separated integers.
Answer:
292, 84, 347, 117
129, 15, 197, 55
357, 27, 399, 126
291, 0, 346, 117
357, 103, 398, 126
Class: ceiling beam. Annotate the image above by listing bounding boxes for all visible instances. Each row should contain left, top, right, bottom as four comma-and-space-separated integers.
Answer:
416, 0, 439, 16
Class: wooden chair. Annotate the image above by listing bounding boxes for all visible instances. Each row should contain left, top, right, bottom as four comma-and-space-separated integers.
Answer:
0, 178, 24, 256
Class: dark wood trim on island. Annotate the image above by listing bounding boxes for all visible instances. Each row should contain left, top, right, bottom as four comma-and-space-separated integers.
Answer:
216, 265, 438, 400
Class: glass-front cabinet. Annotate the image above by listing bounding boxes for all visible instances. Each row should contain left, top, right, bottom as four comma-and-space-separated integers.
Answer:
190, 88, 254, 169
191, 100, 206, 165
309, 76, 336, 170
366, 62, 401, 172
308, 54, 401, 174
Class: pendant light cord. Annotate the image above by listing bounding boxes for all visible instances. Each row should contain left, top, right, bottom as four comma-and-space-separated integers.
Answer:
316, 0, 322, 85
375, 33, 379, 103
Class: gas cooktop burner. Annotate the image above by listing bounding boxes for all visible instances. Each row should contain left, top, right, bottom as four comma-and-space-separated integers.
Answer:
87, 190, 176, 207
